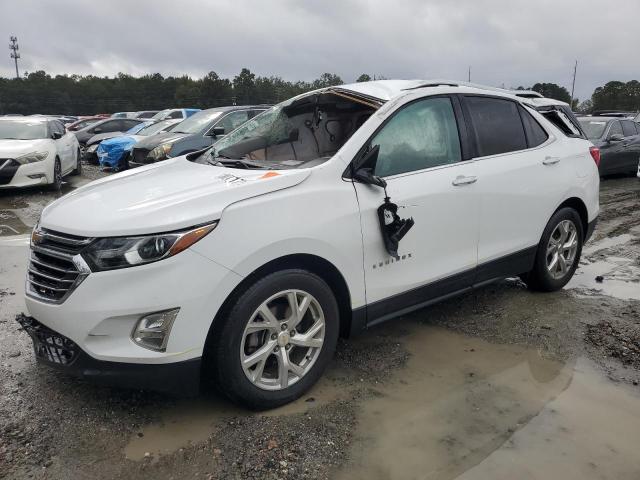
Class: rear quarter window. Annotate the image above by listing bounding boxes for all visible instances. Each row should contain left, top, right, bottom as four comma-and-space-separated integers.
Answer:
519, 107, 549, 148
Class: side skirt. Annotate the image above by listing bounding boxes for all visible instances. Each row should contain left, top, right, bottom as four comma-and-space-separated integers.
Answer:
351, 246, 537, 334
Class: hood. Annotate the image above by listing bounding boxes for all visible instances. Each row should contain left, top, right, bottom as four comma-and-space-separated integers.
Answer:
87, 132, 122, 146
0, 138, 51, 157
133, 132, 187, 150
40, 158, 311, 237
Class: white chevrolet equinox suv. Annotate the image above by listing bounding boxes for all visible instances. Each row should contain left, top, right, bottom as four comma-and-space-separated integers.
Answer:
21, 80, 600, 409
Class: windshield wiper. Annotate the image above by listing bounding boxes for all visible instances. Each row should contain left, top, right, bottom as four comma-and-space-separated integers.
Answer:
209, 157, 264, 169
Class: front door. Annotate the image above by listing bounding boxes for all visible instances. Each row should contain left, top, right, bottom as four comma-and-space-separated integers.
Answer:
353, 96, 479, 325
600, 120, 627, 174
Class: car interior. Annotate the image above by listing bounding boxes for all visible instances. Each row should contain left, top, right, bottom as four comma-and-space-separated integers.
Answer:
217, 92, 379, 168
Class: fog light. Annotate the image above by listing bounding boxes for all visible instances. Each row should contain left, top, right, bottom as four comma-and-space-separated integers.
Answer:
132, 308, 179, 352
27, 173, 46, 179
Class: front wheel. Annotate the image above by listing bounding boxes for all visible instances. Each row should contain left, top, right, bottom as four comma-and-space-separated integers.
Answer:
49, 158, 62, 191
523, 207, 584, 292
206, 269, 339, 409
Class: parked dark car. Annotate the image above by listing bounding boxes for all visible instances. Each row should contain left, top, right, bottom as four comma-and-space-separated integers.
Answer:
72, 118, 147, 147
130, 106, 268, 165
579, 116, 640, 175
67, 116, 103, 132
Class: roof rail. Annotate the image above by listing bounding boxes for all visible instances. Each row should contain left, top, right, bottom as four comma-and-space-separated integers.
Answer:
401, 79, 545, 99
402, 81, 459, 91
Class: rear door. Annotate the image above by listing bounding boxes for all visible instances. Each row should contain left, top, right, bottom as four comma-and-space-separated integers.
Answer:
354, 95, 479, 324
462, 95, 574, 280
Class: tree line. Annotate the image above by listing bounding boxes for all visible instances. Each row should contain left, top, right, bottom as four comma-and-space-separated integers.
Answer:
0, 68, 638, 115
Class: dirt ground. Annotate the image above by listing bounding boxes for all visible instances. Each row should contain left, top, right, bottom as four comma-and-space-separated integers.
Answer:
1, 169, 639, 480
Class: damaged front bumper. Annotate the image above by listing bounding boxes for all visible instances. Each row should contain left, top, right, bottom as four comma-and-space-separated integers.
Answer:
16, 315, 201, 396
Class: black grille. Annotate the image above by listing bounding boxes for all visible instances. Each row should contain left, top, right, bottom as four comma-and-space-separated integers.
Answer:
131, 148, 151, 165
0, 158, 20, 185
27, 229, 93, 303
17, 316, 80, 366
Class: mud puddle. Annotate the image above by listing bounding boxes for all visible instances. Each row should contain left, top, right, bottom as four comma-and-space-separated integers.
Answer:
567, 233, 640, 301
125, 370, 348, 460
0, 209, 31, 236
124, 324, 640, 479
456, 359, 640, 480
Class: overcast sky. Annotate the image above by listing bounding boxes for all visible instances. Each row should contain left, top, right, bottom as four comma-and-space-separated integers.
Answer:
1, 0, 638, 103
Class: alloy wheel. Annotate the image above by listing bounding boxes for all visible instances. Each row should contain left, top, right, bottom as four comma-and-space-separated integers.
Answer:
240, 289, 325, 391
546, 219, 578, 279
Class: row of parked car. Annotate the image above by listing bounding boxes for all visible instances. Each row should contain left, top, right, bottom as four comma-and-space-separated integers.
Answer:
74, 106, 268, 171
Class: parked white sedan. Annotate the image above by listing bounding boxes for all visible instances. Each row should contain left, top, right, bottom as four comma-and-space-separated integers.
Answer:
0, 117, 81, 190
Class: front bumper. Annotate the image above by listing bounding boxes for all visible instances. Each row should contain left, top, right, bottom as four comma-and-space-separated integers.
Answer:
17, 315, 200, 395
25, 247, 243, 364
0, 159, 51, 189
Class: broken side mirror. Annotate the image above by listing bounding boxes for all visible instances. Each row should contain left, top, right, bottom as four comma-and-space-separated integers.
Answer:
352, 145, 387, 189
51, 131, 62, 140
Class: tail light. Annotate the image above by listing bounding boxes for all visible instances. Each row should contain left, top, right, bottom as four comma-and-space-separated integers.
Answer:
589, 146, 601, 167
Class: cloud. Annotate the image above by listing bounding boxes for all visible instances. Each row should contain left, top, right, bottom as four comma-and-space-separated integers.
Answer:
1, 0, 637, 102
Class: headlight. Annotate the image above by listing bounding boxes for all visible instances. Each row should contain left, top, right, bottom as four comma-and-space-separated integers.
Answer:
149, 143, 172, 160
82, 222, 217, 271
16, 151, 48, 164
86, 144, 98, 153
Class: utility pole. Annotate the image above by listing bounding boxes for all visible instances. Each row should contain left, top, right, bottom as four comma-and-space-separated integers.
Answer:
468, 66, 471, 82
570, 60, 578, 109
9, 36, 20, 79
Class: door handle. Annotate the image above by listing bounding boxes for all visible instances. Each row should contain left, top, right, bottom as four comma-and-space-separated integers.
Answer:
543, 156, 561, 165
452, 175, 478, 186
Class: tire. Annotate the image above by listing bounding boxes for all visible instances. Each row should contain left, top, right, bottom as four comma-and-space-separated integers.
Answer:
523, 207, 584, 292
49, 158, 62, 191
71, 149, 82, 175
206, 269, 340, 410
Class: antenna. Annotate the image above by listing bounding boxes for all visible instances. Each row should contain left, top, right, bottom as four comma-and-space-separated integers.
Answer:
9, 36, 20, 79
570, 60, 578, 108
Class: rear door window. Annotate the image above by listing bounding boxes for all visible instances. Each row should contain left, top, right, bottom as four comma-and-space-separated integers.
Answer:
97, 120, 122, 133
371, 96, 462, 177
122, 119, 141, 130
169, 110, 184, 119
465, 96, 527, 156
621, 120, 638, 137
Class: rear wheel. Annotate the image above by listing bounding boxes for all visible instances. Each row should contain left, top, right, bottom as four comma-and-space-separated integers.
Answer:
523, 207, 583, 292
206, 269, 339, 410
71, 149, 82, 175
